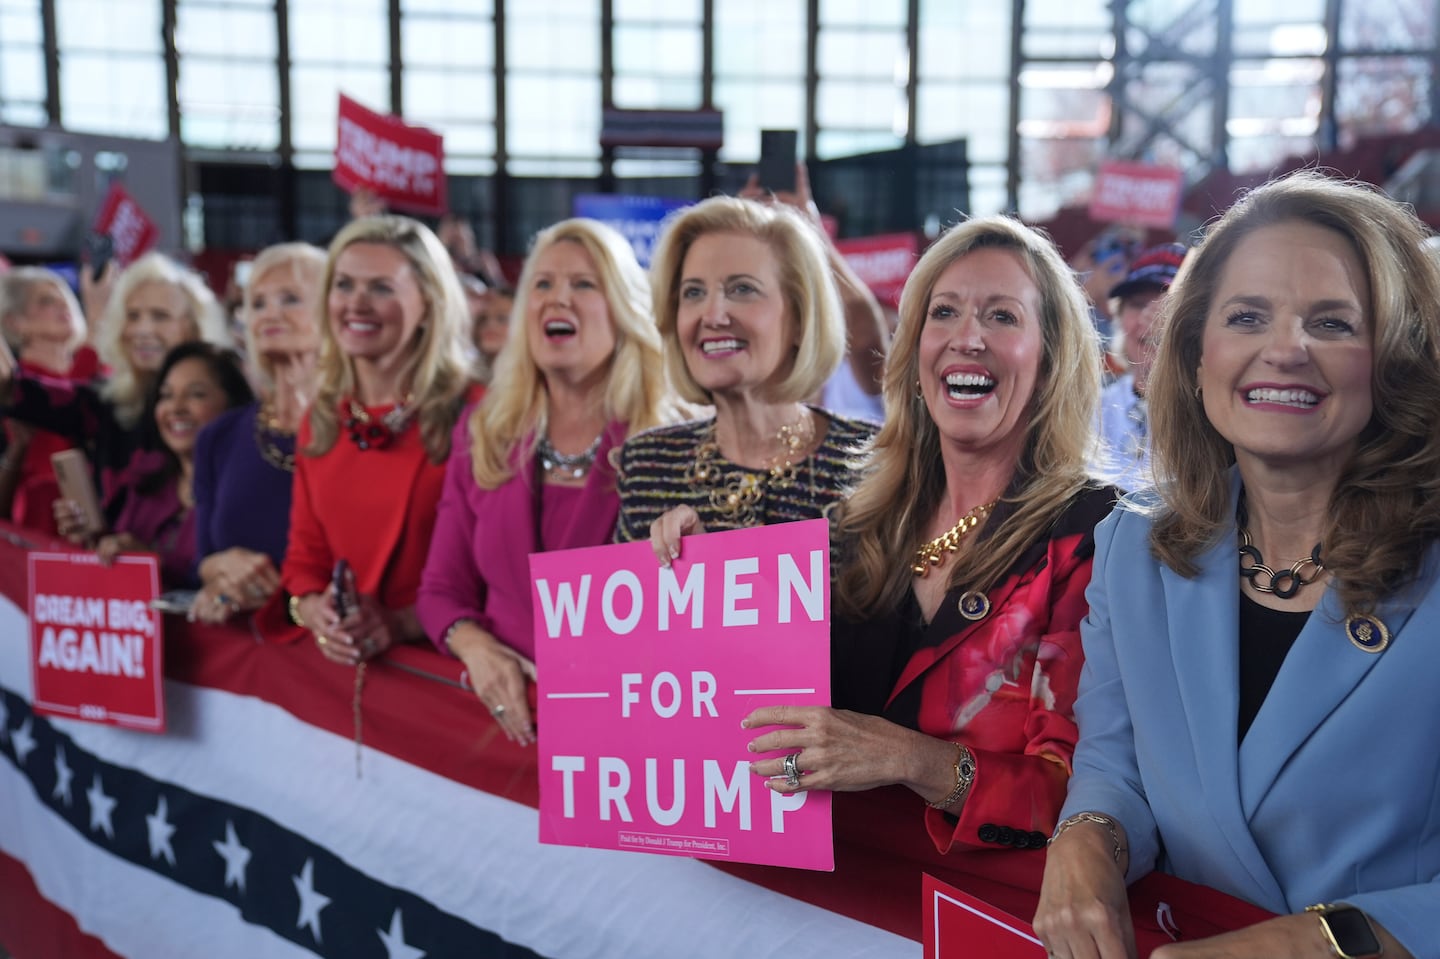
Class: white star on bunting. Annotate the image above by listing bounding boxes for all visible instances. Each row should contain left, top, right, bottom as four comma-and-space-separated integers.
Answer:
11, 717, 35, 766
377, 909, 426, 959
86, 774, 117, 839
292, 858, 331, 943
146, 794, 177, 866
53, 746, 74, 806
212, 820, 251, 894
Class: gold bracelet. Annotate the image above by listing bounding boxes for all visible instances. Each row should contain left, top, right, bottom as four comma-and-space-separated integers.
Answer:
288, 593, 307, 628
1051, 811, 1125, 863
926, 742, 976, 810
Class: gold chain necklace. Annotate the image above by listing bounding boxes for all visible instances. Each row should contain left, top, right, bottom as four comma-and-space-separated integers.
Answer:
683, 410, 816, 528
254, 399, 297, 473
912, 500, 997, 576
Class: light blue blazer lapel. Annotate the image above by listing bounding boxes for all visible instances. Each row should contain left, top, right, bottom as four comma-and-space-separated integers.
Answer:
1237, 553, 1429, 816
1161, 532, 1291, 904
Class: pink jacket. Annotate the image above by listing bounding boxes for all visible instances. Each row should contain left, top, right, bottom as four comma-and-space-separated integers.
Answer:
416, 408, 626, 659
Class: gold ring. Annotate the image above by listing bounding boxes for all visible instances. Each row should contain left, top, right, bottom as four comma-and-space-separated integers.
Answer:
317, 634, 329, 647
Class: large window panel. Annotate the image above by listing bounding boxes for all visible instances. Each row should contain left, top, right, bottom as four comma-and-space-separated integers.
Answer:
916, 83, 1009, 163
0, 0, 45, 124
613, 23, 702, 109
1336, 56, 1429, 138
1022, 0, 1110, 58
819, 0, 905, 27
506, 1, 600, 164
1232, 0, 1326, 58
1340, 0, 1435, 51
177, 2, 279, 151
916, 0, 1011, 172
401, 3, 496, 174
290, 66, 388, 167
1226, 57, 1323, 173
713, 79, 804, 161
288, 0, 387, 64
714, 0, 804, 162
289, 0, 388, 168
56, 0, 167, 138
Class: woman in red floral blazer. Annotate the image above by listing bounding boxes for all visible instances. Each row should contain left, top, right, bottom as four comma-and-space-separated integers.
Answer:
743, 214, 1116, 884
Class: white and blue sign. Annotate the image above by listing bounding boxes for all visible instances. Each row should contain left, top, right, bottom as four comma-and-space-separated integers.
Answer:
572, 194, 692, 268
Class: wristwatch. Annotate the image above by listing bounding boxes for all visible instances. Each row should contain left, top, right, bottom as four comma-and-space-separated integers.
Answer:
1305, 904, 1383, 958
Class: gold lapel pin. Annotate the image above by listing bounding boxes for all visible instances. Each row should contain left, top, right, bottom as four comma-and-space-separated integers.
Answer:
1344, 613, 1391, 653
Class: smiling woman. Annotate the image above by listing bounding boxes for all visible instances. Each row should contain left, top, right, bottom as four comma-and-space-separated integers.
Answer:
417, 217, 678, 743
189, 243, 326, 626
614, 195, 875, 548
1034, 173, 1440, 959
0, 253, 229, 524
276, 215, 477, 668
738, 216, 1116, 903
90, 342, 253, 589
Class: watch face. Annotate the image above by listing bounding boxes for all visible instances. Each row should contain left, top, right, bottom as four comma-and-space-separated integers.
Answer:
1326, 907, 1382, 957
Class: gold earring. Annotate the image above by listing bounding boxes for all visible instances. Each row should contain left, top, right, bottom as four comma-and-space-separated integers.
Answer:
914, 378, 924, 399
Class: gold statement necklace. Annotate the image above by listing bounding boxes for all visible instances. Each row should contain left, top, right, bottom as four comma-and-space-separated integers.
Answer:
254, 399, 297, 473
684, 410, 815, 528
912, 500, 997, 576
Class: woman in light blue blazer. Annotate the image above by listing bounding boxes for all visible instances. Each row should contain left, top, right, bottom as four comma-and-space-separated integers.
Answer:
1034, 172, 1440, 959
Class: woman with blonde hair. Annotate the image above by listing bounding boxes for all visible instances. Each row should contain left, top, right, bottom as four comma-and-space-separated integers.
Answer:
742, 216, 1115, 890
0, 267, 94, 532
618, 195, 874, 549
418, 218, 674, 744
2, 251, 227, 525
190, 242, 325, 624
279, 216, 476, 665
1035, 173, 1439, 958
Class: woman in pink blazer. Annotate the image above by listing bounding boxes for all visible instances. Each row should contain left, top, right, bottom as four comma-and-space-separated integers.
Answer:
417, 219, 676, 746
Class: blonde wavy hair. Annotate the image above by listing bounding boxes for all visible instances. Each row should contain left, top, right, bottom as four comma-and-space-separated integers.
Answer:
305, 216, 473, 464
241, 242, 326, 389
96, 252, 229, 429
0, 267, 86, 352
836, 215, 1102, 618
1147, 171, 1440, 614
649, 196, 845, 405
470, 218, 673, 488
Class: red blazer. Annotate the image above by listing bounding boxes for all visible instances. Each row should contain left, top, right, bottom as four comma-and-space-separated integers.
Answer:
273, 390, 480, 639
834, 485, 1119, 864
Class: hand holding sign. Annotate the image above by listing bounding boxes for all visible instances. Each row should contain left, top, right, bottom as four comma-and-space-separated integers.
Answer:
743, 704, 965, 803
649, 504, 707, 567
532, 519, 834, 870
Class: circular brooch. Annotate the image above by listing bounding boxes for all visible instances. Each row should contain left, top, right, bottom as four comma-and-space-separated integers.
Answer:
958, 590, 991, 621
1344, 613, 1391, 653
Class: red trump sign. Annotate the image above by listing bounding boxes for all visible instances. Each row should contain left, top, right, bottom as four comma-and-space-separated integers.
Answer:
1089, 161, 1185, 229
333, 94, 447, 216
29, 551, 165, 732
92, 183, 159, 267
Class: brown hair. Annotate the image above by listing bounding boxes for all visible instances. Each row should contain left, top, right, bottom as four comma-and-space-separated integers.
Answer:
1147, 171, 1440, 613
836, 215, 1101, 617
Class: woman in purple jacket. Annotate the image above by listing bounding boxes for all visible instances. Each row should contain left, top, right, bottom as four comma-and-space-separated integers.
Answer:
417, 218, 676, 745
189, 242, 325, 624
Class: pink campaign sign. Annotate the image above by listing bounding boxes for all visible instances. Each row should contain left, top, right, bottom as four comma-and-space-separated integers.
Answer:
531, 518, 834, 871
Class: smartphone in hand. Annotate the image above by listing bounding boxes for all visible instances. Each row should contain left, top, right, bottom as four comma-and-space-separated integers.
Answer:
51, 449, 105, 537
83, 231, 114, 283
758, 130, 798, 193
332, 559, 358, 622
